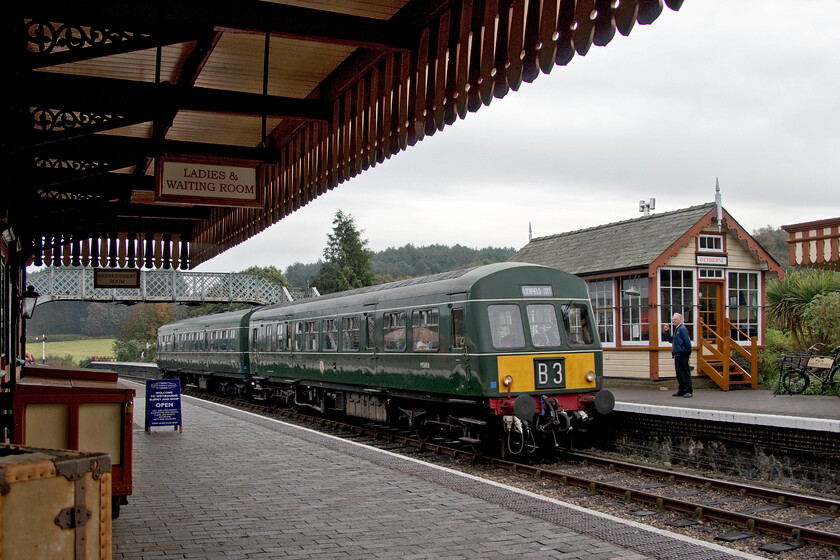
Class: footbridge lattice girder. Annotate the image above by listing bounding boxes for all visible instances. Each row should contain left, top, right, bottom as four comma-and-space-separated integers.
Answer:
27, 267, 315, 306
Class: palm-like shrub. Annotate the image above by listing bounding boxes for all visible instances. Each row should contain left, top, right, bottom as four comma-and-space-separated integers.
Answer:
766, 270, 840, 349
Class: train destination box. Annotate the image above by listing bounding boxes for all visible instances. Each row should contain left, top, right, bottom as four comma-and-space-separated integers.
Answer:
0, 444, 112, 559
145, 379, 182, 433
12, 366, 135, 518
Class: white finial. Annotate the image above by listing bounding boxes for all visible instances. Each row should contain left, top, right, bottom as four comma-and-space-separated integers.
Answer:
715, 177, 722, 232
528, 222, 532, 242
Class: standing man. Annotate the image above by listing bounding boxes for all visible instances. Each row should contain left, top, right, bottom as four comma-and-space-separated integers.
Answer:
663, 313, 693, 398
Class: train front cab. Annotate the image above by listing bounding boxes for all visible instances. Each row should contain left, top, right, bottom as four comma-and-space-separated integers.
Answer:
468, 274, 615, 453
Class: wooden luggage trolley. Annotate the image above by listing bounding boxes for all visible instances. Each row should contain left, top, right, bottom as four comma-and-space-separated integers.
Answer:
12, 366, 135, 518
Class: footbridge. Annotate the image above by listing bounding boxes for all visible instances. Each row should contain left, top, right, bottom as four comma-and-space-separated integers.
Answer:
27, 267, 318, 307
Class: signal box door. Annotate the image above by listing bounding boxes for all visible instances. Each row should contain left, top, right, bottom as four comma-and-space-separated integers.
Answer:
698, 282, 724, 342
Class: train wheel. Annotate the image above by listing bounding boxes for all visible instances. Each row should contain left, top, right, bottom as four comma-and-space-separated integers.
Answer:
414, 417, 436, 442
782, 370, 809, 394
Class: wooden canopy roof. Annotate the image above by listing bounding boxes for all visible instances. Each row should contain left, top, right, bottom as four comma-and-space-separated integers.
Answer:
782, 218, 840, 271
4, 0, 682, 270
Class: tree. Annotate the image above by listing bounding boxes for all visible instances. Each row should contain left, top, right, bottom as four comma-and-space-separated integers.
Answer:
284, 260, 323, 288
312, 210, 374, 293
752, 225, 791, 271
239, 265, 291, 289
113, 303, 175, 361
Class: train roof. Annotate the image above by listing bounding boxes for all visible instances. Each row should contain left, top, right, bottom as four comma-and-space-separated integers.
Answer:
251, 262, 585, 319
158, 307, 256, 333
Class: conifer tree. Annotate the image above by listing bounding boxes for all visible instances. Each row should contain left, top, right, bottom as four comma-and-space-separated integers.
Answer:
313, 210, 374, 293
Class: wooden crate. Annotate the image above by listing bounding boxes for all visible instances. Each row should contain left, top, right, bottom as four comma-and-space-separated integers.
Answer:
0, 444, 111, 560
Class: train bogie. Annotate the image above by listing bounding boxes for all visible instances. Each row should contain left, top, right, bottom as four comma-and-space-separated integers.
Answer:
157, 263, 614, 455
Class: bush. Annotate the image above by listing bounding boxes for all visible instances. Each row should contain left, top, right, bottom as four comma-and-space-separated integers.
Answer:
114, 339, 144, 362
757, 329, 794, 389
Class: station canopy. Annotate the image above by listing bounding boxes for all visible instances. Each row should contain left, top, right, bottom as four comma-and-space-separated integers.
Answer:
5, 0, 682, 270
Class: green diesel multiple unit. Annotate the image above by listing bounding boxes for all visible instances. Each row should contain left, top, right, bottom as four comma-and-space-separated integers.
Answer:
157, 263, 614, 454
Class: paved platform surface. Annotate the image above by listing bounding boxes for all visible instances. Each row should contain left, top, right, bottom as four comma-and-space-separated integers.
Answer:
114, 382, 765, 560
610, 387, 840, 433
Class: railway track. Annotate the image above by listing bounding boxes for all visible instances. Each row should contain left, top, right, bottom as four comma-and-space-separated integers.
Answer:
181, 388, 840, 555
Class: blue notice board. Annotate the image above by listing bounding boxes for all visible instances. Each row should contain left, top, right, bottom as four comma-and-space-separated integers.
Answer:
145, 379, 183, 432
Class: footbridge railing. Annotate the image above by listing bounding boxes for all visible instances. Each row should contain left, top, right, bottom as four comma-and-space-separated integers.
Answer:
27, 267, 318, 306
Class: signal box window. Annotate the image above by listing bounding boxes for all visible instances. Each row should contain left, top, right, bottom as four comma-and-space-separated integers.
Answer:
699, 234, 724, 253
412, 308, 439, 351
488, 305, 525, 349
383, 311, 407, 351
526, 304, 562, 347
452, 308, 464, 348
342, 316, 361, 351
561, 303, 595, 346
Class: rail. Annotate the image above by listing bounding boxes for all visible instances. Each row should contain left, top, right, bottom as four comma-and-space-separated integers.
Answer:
27, 266, 319, 306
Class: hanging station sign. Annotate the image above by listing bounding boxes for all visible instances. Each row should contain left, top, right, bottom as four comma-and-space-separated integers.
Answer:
94, 268, 141, 289
156, 155, 262, 207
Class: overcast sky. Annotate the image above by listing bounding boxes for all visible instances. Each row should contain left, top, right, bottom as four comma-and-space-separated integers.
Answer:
196, 0, 839, 273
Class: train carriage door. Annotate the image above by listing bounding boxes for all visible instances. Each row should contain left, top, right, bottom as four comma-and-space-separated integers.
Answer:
363, 303, 377, 377
251, 326, 260, 367
449, 293, 469, 390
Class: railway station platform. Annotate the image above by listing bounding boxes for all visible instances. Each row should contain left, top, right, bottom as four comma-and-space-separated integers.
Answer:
113, 380, 765, 560
610, 387, 840, 431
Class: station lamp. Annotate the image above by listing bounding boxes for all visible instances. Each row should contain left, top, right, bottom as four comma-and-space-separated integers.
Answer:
21, 285, 40, 319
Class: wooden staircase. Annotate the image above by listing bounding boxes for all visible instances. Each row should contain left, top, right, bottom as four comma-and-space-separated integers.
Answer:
697, 319, 758, 390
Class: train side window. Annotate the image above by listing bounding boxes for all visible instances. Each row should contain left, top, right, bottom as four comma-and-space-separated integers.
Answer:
294, 322, 304, 351
561, 303, 595, 346
488, 305, 525, 349
366, 315, 375, 349
342, 316, 361, 351
304, 320, 319, 351
322, 318, 338, 351
267, 325, 274, 351
276, 322, 285, 352
452, 308, 464, 348
412, 308, 439, 351
526, 304, 562, 347
383, 311, 406, 351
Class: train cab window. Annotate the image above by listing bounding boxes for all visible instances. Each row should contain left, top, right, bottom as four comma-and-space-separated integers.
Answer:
452, 308, 464, 348
342, 316, 361, 351
304, 320, 319, 351
526, 304, 562, 348
561, 303, 595, 346
293, 322, 304, 351
383, 311, 407, 351
322, 318, 338, 351
412, 308, 439, 351
488, 305, 525, 349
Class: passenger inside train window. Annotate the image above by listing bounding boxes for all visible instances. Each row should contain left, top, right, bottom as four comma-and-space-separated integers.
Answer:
488, 304, 525, 349
527, 304, 562, 347
412, 308, 439, 352
384, 311, 406, 351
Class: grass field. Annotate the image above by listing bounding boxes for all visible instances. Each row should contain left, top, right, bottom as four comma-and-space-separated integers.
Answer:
27, 338, 116, 363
